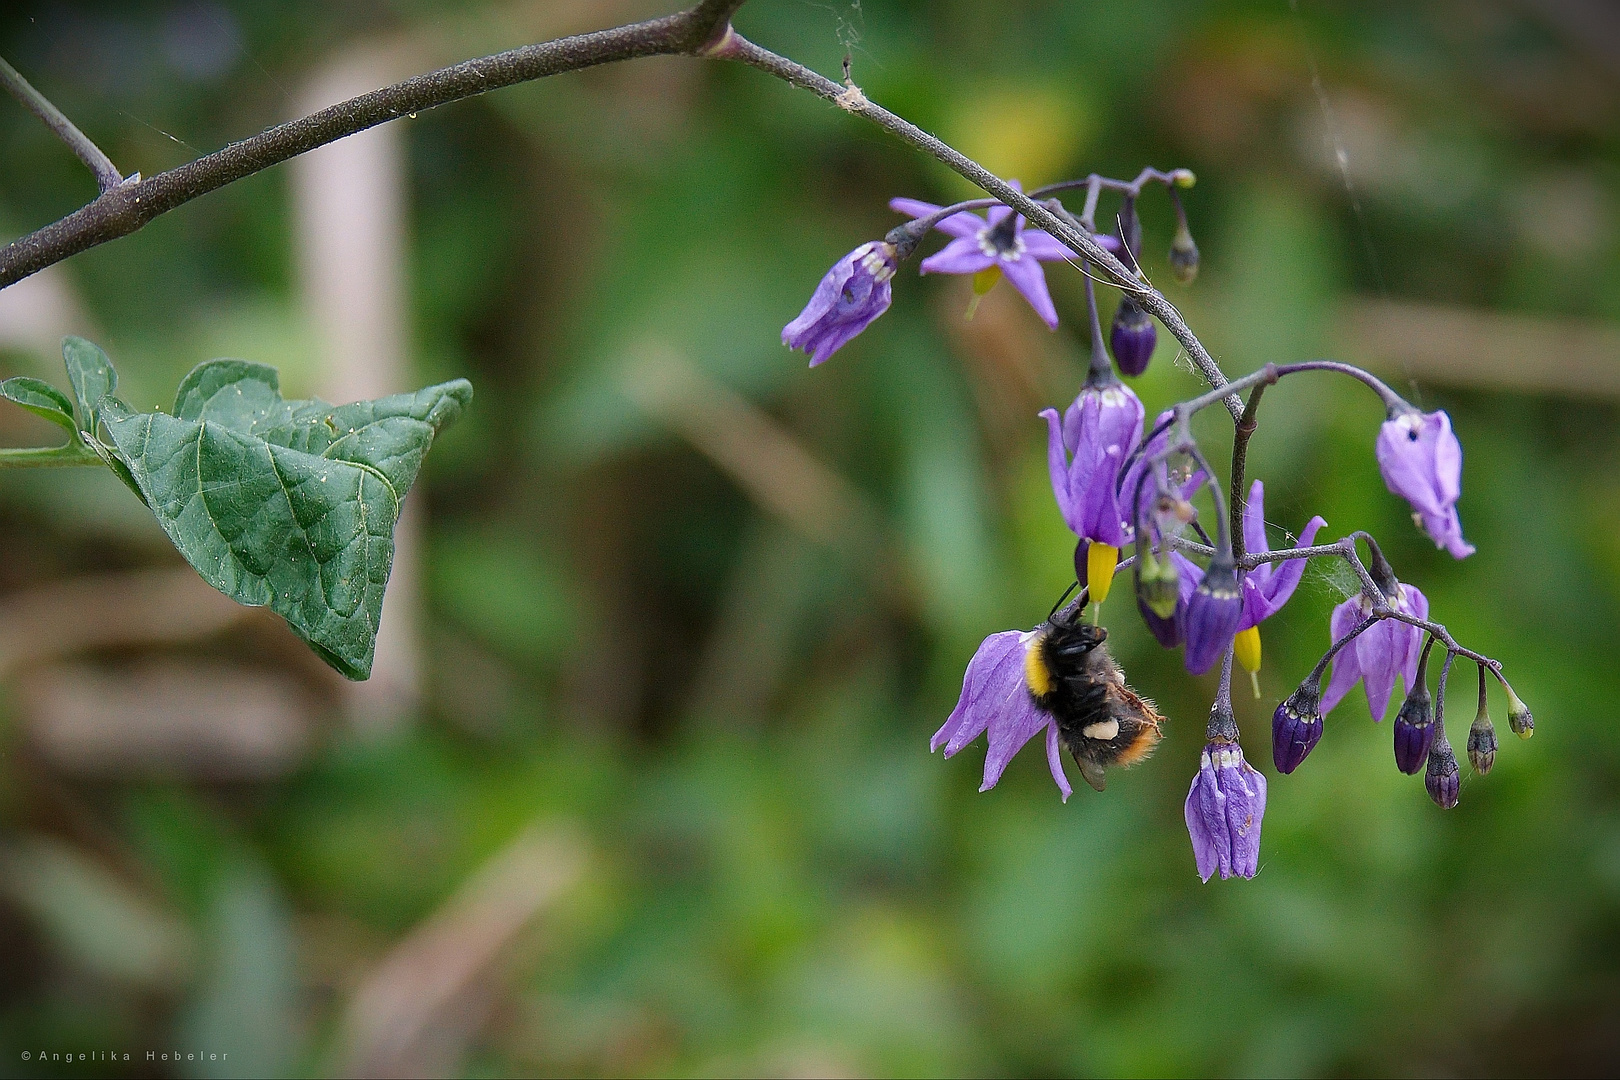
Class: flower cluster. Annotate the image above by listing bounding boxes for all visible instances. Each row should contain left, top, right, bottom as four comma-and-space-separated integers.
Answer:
785, 165, 1520, 882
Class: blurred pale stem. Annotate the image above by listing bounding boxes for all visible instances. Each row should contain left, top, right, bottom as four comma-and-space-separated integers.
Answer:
0, 54, 124, 193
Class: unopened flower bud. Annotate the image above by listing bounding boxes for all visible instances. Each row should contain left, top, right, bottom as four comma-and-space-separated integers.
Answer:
1109, 297, 1157, 377
1169, 224, 1199, 285
1171, 169, 1197, 188
1504, 683, 1533, 739
1425, 736, 1460, 809
1393, 685, 1434, 775
1184, 555, 1244, 676
1272, 679, 1323, 774
1135, 548, 1180, 620
1467, 715, 1497, 775
1138, 594, 1183, 648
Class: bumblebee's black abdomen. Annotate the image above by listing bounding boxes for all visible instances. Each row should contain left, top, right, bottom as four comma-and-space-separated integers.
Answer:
1025, 617, 1163, 791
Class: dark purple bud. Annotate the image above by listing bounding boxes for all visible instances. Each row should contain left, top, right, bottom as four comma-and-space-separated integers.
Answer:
1272, 679, 1323, 774
1425, 736, 1460, 809
1184, 556, 1244, 676
1392, 683, 1435, 775
1109, 297, 1157, 377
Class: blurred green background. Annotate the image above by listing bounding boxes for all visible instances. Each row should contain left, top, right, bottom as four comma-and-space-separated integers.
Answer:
2, 0, 1618, 1075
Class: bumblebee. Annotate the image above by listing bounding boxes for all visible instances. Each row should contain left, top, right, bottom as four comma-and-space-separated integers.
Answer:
1024, 592, 1164, 792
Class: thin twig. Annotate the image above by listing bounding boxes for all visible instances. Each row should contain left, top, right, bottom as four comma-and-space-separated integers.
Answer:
0, 0, 745, 289
0, 55, 124, 193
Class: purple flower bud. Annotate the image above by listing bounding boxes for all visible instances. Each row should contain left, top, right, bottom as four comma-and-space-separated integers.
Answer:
782, 241, 897, 367
1272, 680, 1323, 774
1425, 737, 1460, 809
1185, 740, 1267, 881
1376, 407, 1474, 559
1184, 555, 1244, 676
1392, 682, 1435, 775
1109, 297, 1157, 377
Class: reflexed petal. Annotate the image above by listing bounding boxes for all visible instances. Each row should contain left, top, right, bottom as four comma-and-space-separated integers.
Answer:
1041, 408, 1078, 530
935, 630, 1023, 755
1242, 480, 1270, 569
1000, 254, 1059, 328
1238, 514, 1328, 630
1185, 758, 1229, 882
1433, 411, 1462, 505
1319, 597, 1367, 716
1045, 722, 1074, 802
982, 686, 1048, 791
920, 237, 996, 276
1395, 585, 1430, 696
1356, 619, 1404, 723
1021, 230, 1074, 262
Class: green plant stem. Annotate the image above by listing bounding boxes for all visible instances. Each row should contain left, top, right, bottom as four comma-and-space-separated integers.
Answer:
0, 442, 105, 468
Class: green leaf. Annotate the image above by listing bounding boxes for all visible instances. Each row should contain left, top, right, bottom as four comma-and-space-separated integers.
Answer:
62, 335, 117, 435
0, 376, 78, 436
100, 360, 472, 680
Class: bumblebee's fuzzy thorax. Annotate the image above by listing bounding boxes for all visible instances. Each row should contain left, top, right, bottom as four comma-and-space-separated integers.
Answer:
1026, 616, 1164, 792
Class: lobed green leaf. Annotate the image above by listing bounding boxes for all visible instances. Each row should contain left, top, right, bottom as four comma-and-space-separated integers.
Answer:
86, 355, 471, 681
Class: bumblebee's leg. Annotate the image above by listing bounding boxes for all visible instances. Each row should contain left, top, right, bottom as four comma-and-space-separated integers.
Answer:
1076, 756, 1107, 792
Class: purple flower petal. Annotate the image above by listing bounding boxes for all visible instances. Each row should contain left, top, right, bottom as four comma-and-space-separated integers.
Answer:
1045, 722, 1074, 802
1041, 407, 1078, 530
1021, 230, 1074, 262
919, 236, 996, 276
1000, 252, 1059, 329
934, 630, 1023, 754
1319, 596, 1367, 717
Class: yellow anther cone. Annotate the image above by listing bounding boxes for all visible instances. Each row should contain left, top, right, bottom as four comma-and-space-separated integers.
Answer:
1087, 543, 1119, 605
1234, 626, 1263, 698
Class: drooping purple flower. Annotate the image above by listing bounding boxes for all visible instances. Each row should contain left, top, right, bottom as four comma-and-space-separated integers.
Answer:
1109, 297, 1157, 377
1184, 555, 1245, 676
1377, 407, 1474, 559
1319, 583, 1429, 722
891, 182, 1073, 328
782, 241, 897, 366
1236, 480, 1327, 633
932, 629, 1073, 801
1040, 381, 1145, 551
1185, 741, 1267, 881
1120, 410, 1205, 548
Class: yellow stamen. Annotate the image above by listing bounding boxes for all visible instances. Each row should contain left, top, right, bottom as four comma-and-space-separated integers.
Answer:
972, 266, 1002, 295
1087, 543, 1119, 605
1234, 626, 1262, 675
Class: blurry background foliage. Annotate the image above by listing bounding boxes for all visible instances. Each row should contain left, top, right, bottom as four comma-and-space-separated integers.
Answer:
1, 0, 1619, 1076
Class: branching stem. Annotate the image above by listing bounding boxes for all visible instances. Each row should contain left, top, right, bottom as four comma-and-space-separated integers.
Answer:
0, 55, 124, 193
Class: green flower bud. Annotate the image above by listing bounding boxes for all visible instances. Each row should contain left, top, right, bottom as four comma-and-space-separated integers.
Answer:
1169, 223, 1199, 285
1135, 547, 1180, 619
1505, 683, 1533, 739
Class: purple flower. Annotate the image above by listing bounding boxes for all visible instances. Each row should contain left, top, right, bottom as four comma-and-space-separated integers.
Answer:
932, 629, 1073, 801
1041, 382, 1145, 549
891, 182, 1072, 328
782, 241, 897, 366
1040, 379, 1144, 603
1237, 481, 1327, 632
1319, 583, 1429, 722
1109, 297, 1157, 377
1377, 408, 1474, 559
1120, 410, 1205, 547
1185, 741, 1267, 881
1184, 556, 1245, 676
